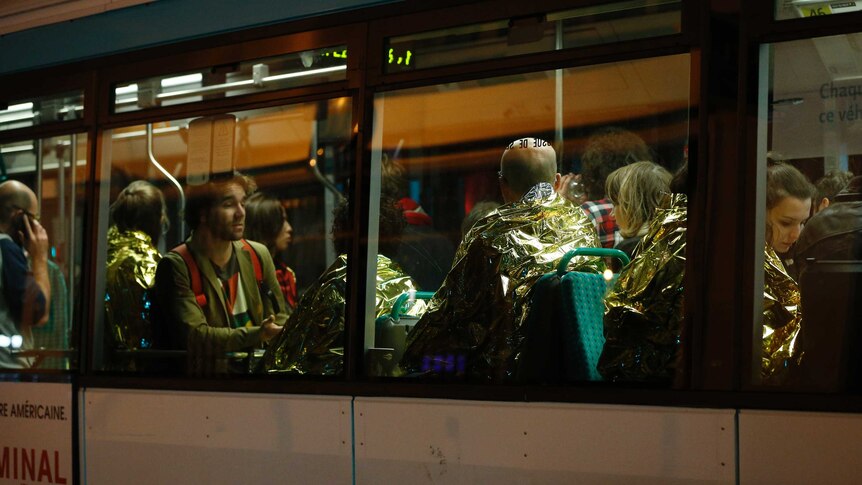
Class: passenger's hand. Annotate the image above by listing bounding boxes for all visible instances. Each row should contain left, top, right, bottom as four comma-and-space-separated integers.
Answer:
21, 216, 49, 262
260, 315, 283, 342
558, 173, 586, 205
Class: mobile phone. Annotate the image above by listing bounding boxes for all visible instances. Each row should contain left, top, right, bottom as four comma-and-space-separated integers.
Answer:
10, 212, 30, 247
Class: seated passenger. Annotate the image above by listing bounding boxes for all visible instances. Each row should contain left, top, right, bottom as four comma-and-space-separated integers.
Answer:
460, 200, 500, 238
153, 173, 286, 374
244, 192, 298, 313
761, 161, 815, 384
105, 181, 166, 355
259, 197, 424, 375
792, 175, 862, 389
579, 127, 653, 248
794, 175, 862, 273
382, 157, 455, 291
812, 170, 853, 214
605, 161, 672, 263
401, 137, 600, 381
598, 165, 687, 384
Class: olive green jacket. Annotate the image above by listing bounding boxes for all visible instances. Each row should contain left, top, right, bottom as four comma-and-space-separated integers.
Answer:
154, 237, 287, 369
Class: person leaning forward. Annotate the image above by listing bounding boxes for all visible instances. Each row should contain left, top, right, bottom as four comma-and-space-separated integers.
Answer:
153, 173, 285, 374
400, 137, 600, 382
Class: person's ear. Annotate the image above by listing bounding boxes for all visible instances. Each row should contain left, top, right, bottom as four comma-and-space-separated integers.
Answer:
552, 173, 562, 191
818, 197, 830, 212
499, 177, 514, 204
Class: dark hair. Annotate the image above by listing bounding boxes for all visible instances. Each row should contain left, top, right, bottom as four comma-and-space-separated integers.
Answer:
669, 163, 689, 196
815, 170, 853, 204
244, 192, 286, 255
766, 162, 816, 210
835, 175, 862, 202
461, 201, 500, 236
184, 173, 256, 231
332, 196, 404, 257
580, 127, 652, 201
110, 180, 165, 244
381, 155, 409, 200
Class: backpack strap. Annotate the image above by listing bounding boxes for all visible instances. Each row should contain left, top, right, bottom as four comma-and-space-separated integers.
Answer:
240, 239, 263, 284
170, 240, 263, 311
171, 243, 207, 308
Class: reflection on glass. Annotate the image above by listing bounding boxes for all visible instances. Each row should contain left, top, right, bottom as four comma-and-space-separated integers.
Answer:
113, 46, 348, 113
95, 98, 353, 375
0, 92, 84, 132
0, 134, 87, 370
385, 0, 681, 73
775, 0, 862, 20
368, 54, 690, 383
759, 33, 862, 391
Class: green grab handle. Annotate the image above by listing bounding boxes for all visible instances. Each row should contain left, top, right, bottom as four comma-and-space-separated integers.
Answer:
390, 290, 436, 322
556, 247, 631, 276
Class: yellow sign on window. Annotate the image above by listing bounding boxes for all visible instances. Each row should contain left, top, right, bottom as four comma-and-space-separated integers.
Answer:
801, 4, 833, 16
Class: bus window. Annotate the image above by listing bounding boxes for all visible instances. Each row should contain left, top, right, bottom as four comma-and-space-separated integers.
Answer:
0, 133, 88, 371
756, 32, 862, 391
94, 98, 353, 376
366, 54, 690, 384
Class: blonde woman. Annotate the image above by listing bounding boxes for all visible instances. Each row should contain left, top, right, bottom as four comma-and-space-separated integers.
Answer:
605, 161, 672, 260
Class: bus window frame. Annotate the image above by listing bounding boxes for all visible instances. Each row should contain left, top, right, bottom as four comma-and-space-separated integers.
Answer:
6, 0, 862, 413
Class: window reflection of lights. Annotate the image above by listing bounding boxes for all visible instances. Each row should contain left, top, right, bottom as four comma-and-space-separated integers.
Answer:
157, 79, 255, 99
0, 144, 35, 154
115, 84, 138, 95
112, 125, 181, 139
0, 335, 10, 348
153, 65, 348, 101
0, 111, 35, 123
116, 97, 139, 105
161, 73, 203, 88
262, 65, 347, 82
58, 105, 84, 114
10, 335, 22, 349
1, 102, 34, 113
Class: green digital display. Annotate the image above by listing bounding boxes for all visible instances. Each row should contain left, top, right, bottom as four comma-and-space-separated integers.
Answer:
388, 48, 413, 66
321, 49, 348, 59
320, 48, 414, 66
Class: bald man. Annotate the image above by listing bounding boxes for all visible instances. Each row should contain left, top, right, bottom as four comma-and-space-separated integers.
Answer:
401, 138, 600, 381
0, 180, 51, 368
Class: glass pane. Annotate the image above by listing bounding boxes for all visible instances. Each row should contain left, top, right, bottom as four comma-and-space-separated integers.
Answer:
0, 91, 84, 132
776, 0, 862, 20
367, 54, 690, 383
385, 0, 681, 73
756, 33, 862, 391
0, 133, 88, 371
95, 98, 353, 376
113, 46, 348, 113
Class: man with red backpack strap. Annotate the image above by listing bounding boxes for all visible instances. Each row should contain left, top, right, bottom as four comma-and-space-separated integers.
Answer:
153, 173, 286, 374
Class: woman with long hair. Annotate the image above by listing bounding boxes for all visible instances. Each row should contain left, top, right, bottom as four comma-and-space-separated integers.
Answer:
244, 192, 297, 312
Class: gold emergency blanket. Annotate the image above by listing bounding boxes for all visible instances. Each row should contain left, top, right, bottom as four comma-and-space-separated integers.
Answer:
105, 226, 161, 350
260, 254, 423, 375
762, 244, 802, 384
401, 183, 601, 381
598, 194, 686, 383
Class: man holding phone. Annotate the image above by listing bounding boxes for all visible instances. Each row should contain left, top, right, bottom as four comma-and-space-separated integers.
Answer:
0, 180, 51, 369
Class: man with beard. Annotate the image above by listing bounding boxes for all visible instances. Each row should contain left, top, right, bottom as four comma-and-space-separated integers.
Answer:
154, 173, 285, 374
